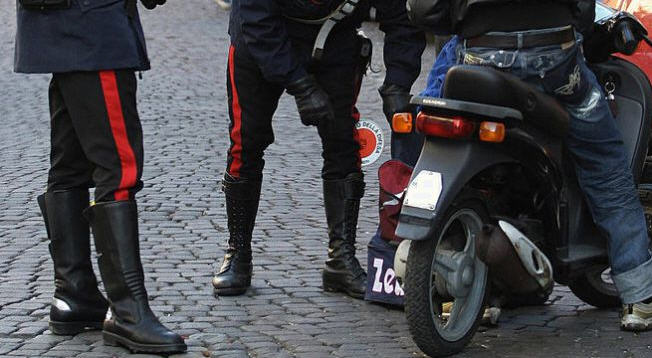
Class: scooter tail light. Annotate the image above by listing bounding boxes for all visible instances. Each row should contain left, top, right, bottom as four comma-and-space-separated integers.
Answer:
392, 112, 413, 133
415, 112, 475, 139
479, 121, 506, 143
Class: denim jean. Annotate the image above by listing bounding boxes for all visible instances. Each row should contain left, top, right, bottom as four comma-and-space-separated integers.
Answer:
459, 27, 652, 304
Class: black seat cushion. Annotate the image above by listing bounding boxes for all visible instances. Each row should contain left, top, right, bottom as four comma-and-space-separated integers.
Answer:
443, 65, 570, 136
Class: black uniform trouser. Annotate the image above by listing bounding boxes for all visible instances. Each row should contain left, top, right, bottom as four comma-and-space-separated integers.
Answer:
226, 29, 364, 181
48, 70, 144, 202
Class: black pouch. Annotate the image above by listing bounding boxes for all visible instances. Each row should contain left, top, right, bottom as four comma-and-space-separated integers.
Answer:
356, 31, 373, 76
19, 0, 71, 10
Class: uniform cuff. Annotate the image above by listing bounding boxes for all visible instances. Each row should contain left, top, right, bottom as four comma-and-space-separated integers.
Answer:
284, 67, 308, 88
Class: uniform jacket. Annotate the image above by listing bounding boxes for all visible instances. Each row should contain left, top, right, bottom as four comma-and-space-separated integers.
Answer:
14, 0, 150, 74
229, 0, 425, 89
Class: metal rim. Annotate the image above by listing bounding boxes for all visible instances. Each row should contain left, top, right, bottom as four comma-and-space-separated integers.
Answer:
428, 208, 488, 342
585, 265, 618, 297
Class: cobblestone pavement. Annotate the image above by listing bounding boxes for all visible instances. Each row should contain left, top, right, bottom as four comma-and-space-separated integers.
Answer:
1, 1, 652, 358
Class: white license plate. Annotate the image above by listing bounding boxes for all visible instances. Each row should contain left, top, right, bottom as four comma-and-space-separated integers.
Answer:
403, 170, 443, 211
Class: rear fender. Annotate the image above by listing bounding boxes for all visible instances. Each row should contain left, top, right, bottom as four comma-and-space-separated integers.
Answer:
395, 138, 515, 241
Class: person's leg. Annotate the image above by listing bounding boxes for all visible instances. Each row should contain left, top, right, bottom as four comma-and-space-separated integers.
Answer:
529, 46, 652, 328
461, 35, 652, 329
56, 70, 185, 353
315, 32, 367, 298
560, 61, 652, 330
39, 75, 108, 335
55, 70, 144, 203
545, 57, 652, 305
212, 44, 283, 296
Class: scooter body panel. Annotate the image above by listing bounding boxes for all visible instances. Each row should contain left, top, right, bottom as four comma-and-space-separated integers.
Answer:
395, 138, 514, 241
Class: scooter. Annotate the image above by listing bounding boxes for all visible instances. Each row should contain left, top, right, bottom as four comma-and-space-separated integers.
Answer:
390, 8, 652, 358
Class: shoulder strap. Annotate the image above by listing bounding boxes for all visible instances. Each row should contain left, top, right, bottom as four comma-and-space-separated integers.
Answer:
284, 0, 361, 60
125, 0, 137, 18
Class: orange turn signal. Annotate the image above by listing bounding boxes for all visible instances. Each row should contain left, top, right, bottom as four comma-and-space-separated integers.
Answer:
479, 121, 505, 143
392, 113, 413, 133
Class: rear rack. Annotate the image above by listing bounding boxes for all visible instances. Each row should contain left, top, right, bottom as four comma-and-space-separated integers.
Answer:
411, 96, 523, 121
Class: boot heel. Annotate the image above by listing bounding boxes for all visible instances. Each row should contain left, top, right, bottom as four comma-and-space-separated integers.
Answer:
102, 332, 120, 346
322, 270, 343, 293
49, 321, 102, 335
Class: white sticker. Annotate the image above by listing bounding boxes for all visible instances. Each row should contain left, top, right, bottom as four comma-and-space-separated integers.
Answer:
356, 119, 385, 166
403, 170, 443, 211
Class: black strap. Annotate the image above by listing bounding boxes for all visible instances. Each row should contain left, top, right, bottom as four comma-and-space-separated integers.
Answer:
312, 0, 360, 60
125, 0, 137, 18
285, 0, 361, 60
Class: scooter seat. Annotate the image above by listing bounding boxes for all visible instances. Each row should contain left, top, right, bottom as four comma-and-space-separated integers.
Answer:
443, 65, 570, 137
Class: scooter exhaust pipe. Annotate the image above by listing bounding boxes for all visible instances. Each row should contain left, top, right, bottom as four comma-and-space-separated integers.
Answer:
476, 221, 553, 296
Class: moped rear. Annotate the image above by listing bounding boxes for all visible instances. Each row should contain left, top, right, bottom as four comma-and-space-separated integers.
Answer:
392, 32, 652, 358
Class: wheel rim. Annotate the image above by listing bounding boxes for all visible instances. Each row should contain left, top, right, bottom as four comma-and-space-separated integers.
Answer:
585, 265, 618, 298
428, 208, 487, 342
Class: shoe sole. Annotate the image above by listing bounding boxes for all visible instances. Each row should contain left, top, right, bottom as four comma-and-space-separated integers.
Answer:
103, 331, 187, 353
49, 320, 103, 335
621, 315, 652, 332
213, 286, 248, 296
323, 282, 365, 299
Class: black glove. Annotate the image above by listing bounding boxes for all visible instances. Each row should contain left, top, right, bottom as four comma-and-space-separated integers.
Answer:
378, 83, 411, 123
286, 76, 335, 127
140, 0, 166, 10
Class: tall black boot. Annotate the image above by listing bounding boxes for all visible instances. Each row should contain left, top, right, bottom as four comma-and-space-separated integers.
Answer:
322, 172, 367, 299
38, 190, 109, 335
84, 201, 186, 354
212, 173, 261, 296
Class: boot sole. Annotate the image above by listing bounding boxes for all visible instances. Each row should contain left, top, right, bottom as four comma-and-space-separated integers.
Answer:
321, 269, 365, 299
213, 286, 248, 296
49, 320, 103, 335
323, 284, 365, 299
322, 271, 365, 300
103, 331, 187, 353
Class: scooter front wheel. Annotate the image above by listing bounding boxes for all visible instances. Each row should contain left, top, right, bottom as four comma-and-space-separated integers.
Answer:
404, 197, 489, 357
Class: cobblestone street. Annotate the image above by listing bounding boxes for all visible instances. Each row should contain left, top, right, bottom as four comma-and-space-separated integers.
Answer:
1, 1, 652, 357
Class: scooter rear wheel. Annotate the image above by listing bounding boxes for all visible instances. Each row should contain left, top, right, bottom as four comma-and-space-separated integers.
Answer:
404, 197, 489, 357
569, 265, 620, 308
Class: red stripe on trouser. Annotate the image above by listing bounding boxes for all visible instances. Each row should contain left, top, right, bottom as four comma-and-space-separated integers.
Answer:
99, 71, 138, 201
228, 45, 243, 177
352, 72, 363, 169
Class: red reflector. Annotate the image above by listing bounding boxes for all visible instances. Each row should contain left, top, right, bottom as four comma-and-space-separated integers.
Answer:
415, 112, 475, 139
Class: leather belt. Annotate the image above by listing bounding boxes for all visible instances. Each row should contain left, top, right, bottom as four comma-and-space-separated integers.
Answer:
466, 27, 575, 49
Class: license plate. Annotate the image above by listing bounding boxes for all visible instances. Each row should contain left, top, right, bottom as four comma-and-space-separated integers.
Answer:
403, 170, 442, 211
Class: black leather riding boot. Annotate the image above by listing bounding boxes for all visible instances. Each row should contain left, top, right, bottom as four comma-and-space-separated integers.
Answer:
84, 201, 186, 354
38, 190, 109, 335
322, 172, 367, 299
212, 173, 261, 296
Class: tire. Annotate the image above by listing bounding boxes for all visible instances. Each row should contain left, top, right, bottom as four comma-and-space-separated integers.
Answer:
569, 264, 620, 308
404, 196, 489, 357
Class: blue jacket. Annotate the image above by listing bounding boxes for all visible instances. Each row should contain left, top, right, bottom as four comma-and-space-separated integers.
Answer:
14, 0, 150, 74
229, 0, 425, 89
420, 36, 459, 98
